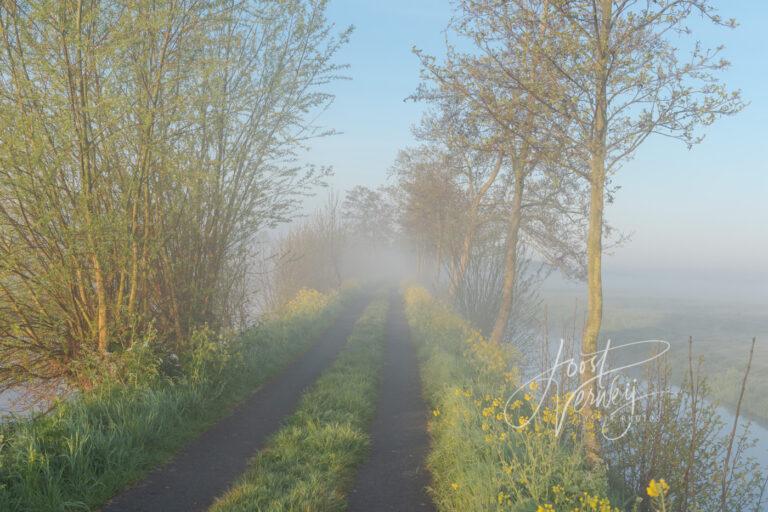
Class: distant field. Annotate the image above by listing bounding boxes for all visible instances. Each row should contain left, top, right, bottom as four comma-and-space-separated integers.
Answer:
541, 284, 768, 424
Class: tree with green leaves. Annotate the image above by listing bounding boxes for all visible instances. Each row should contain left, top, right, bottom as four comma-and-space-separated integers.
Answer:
451, 0, 743, 461
0, 0, 349, 390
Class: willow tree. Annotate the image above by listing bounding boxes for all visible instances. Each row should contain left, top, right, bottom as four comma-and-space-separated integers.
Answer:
454, 0, 743, 459
0, 0, 348, 390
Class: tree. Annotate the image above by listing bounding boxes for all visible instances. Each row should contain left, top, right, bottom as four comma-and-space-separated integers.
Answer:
411, 96, 507, 300
390, 146, 466, 288
0, 0, 349, 390
451, 0, 744, 461
342, 185, 397, 249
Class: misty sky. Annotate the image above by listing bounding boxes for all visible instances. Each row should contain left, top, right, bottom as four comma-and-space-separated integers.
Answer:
300, 1, 767, 303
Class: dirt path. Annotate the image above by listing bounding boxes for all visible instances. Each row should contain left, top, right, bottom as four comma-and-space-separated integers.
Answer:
346, 291, 435, 512
102, 297, 370, 512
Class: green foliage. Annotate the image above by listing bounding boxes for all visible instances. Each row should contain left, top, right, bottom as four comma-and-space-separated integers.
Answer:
210, 296, 389, 512
403, 287, 617, 511
406, 287, 766, 512
0, 288, 344, 512
0, 0, 350, 389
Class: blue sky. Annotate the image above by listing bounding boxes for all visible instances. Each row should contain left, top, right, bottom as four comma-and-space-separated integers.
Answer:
301, 1, 767, 302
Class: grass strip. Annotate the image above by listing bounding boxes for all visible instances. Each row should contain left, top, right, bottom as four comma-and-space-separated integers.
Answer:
209, 296, 389, 512
0, 287, 356, 512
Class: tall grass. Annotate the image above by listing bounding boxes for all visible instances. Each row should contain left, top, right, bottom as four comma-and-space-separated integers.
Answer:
209, 296, 389, 512
403, 287, 619, 511
0, 287, 351, 512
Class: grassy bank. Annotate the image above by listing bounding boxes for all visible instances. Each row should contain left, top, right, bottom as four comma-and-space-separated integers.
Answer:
0, 287, 352, 512
403, 287, 620, 511
210, 296, 389, 512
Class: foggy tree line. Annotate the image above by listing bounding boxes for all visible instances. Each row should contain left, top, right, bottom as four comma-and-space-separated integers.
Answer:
271, 0, 741, 461
0, 0, 349, 389
410, 0, 743, 459
0, 0, 743, 434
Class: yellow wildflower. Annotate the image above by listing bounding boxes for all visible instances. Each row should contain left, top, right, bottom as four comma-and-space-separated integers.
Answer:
646, 478, 670, 498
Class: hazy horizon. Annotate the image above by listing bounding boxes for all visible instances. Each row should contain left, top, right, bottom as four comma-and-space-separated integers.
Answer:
298, 0, 767, 294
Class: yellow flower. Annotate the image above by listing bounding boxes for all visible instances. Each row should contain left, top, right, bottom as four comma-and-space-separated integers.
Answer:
524, 393, 532, 401
450, 482, 460, 491
529, 380, 539, 391
432, 409, 441, 417
647, 478, 670, 498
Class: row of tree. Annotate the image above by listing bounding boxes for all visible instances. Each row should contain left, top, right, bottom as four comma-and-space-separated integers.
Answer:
397, 0, 742, 460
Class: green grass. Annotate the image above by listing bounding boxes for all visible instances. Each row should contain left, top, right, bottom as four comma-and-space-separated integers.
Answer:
0, 287, 353, 512
209, 296, 389, 512
403, 287, 614, 511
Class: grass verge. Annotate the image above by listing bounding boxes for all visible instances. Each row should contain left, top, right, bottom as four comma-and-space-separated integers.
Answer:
209, 296, 389, 512
0, 287, 355, 512
403, 287, 616, 511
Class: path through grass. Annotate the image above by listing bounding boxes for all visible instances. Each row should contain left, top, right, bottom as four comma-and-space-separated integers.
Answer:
209, 296, 389, 512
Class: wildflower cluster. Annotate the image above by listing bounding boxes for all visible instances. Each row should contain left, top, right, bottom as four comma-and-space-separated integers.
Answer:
536, 490, 621, 511
280, 288, 335, 318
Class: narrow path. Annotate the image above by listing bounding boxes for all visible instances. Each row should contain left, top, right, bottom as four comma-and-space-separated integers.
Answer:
102, 297, 371, 512
346, 291, 435, 512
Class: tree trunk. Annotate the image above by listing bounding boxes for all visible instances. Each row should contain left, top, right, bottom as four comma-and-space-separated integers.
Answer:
451, 219, 476, 298
582, 150, 605, 462
93, 254, 109, 354
581, 0, 612, 466
450, 153, 504, 299
489, 166, 524, 344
